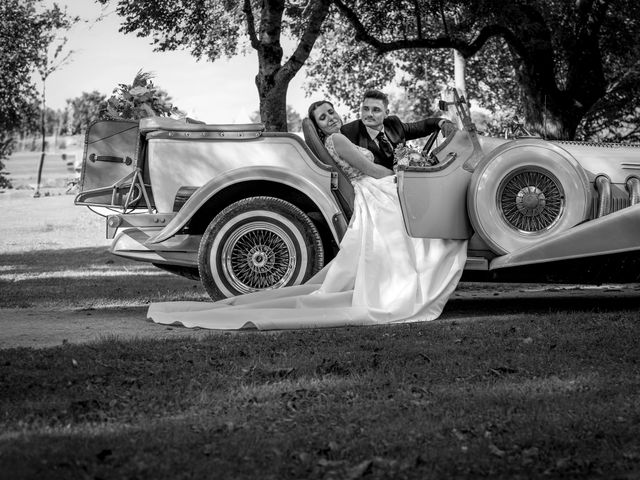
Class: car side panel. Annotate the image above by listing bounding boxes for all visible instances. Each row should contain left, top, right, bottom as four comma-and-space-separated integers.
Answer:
146, 135, 332, 213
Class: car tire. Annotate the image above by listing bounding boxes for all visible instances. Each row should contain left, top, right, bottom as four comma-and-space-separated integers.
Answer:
467, 139, 591, 255
198, 196, 324, 300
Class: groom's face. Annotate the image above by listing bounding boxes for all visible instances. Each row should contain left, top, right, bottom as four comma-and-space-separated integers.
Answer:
360, 98, 388, 131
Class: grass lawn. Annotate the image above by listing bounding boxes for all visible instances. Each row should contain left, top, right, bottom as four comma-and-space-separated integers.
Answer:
2, 166, 639, 479
1, 311, 638, 479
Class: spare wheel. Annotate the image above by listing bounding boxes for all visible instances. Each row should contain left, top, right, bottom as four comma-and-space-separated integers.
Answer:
467, 139, 591, 255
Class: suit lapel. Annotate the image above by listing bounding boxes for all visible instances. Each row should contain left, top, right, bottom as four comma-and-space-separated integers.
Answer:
383, 118, 402, 146
357, 121, 370, 149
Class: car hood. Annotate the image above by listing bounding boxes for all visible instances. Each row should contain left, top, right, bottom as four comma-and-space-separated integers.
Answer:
476, 134, 640, 183
553, 141, 640, 183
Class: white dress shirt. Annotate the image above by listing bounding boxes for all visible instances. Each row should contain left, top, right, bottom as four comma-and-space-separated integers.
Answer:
365, 125, 387, 146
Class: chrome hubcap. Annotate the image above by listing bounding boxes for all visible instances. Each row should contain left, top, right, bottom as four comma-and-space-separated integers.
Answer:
499, 168, 564, 233
250, 250, 268, 268
516, 186, 546, 216
222, 222, 296, 293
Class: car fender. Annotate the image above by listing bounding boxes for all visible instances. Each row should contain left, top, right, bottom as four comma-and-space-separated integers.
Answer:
147, 165, 346, 245
490, 202, 640, 269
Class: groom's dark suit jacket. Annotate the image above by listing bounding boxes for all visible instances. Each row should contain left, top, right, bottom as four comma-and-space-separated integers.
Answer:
340, 115, 442, 170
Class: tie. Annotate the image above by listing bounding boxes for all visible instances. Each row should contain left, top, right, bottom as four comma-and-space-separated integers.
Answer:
376, 131, 394, 159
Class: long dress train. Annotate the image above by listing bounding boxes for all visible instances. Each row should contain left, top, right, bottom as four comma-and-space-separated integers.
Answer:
147, 135, 467, 330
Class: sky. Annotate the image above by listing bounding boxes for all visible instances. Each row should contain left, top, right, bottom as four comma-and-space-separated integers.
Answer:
42, 1, 314, 124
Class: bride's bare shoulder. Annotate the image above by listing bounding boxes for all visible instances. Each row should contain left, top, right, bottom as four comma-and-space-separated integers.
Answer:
329, 133, 352, 148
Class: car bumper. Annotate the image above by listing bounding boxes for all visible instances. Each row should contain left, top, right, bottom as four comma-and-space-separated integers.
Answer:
110, 227, 200, 267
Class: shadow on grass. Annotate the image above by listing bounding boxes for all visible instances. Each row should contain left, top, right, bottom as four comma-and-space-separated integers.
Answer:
1, 314, 639, 479
2, 246, 639, 314
0, 246, 207, 308
444, 292, 640, 317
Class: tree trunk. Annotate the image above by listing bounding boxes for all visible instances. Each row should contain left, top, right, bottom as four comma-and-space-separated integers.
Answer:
34, 84, 46, 198
258, 79, 288, 132
245, 0, 331, 132
518, 84, 583, 140
513, 52, 598, 140
453, 50, 467, 99
503, 4, 606, 140
254, 50, 289, 132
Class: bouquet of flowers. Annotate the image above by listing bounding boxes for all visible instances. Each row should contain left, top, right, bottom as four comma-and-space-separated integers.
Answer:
393, 144, 438, 171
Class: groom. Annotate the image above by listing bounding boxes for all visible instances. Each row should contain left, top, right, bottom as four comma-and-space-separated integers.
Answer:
340, 89, 456, 170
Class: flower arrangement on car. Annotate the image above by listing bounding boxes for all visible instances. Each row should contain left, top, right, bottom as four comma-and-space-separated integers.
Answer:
393, 144, 438, 172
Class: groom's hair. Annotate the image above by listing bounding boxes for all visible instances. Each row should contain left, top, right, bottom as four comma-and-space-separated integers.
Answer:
362, 89, 389, 108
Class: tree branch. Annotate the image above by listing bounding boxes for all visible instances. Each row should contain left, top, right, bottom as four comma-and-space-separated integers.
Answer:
260, 0, 285, 61
591, 0, 612, 34
465, 24, 526, 58
331, 0, 387, 51
437, 0, 449, 37
576, 0, 612, 36
331, 0, 522, 59
412, 0, 423, 38
243, 0, 260, 50
281, 0, 331, 81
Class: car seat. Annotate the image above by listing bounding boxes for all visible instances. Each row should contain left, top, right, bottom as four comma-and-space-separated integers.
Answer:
302, 118, 354, 219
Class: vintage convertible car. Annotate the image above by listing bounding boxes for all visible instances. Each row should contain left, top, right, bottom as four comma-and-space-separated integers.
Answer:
75, 91, 640, 300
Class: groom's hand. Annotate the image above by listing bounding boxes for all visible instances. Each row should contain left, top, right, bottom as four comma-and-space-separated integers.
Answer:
438, 119, 457, 137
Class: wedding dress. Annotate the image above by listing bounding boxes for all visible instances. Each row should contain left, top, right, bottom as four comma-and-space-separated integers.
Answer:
147, 135, 467, 330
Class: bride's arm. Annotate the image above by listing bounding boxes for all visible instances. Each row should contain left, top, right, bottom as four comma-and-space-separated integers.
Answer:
331, 133, 393, 179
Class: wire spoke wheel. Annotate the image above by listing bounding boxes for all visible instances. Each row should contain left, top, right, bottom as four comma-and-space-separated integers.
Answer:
498, 168, 564, 233
198, 196, 324, 301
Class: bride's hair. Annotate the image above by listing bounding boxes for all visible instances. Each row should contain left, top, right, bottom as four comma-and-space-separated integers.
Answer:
307, 100, 334, 143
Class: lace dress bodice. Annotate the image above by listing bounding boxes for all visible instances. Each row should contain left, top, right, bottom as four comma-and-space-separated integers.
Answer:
325, 134, 374, 183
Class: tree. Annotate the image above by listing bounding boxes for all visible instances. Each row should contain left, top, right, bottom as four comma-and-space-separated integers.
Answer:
314, 0, 640, 140
0, 0, 66, 189
33, 16, 76, 198
98, 0, 332, 132
65, 91, 107, 134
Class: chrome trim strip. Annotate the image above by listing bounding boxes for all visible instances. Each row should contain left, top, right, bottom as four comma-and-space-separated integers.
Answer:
106, 213, 175, 239
557, 141, 640, 148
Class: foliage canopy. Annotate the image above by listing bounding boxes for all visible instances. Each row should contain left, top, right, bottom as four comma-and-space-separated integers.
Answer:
0, 0, 76, 188
98, 0, 333, 131
307, 0, 640, 141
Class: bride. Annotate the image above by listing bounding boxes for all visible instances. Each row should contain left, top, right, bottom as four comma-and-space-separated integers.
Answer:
147, 101, 468, 330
